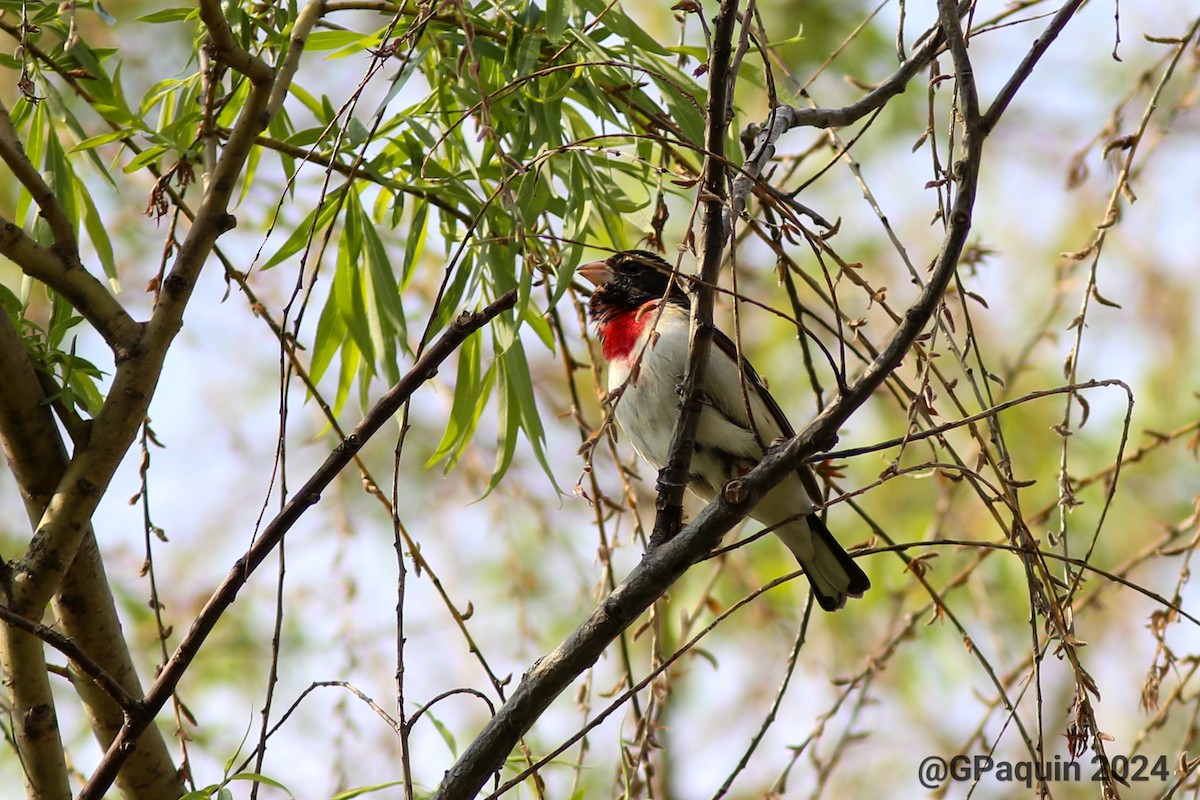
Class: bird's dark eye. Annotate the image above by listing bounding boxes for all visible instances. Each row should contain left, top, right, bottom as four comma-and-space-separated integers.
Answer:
612, 257, 640, 276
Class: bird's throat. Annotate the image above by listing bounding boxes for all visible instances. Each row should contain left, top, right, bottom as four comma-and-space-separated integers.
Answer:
599, 302, 658, 363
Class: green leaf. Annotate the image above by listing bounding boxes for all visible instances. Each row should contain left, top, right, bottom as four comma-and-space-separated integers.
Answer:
69, 45, 137, 128
268, 110, 297, 187
400, 200, 428, 290
306, 29, 373, 52
423, 707, 458, 758
427, 252, 476, 341
425, 331, 495, 472
521, 295, 555, 351
330, 782, 408, 800
137, 7, 199, 23
330, 29, 387, 60
0, 283, 23, 321
309, 284, 346, 390
215, 78, 251, 129
573, 0, 668, 54
663, 44, 708, 61
78, 187, 118, 287
287, 83, 326, 119
227, 773, 293, 796
334, 333, 361, 415
351, 192, 407, 376
488, 337, 560, 495
485, 352, 522, 496
122, 144, 171, 174
42, 126, 80, 237
261, 189, 344, 270
69, 128, 131, 153
332, 211, 376, 368
239, 135, 262, 207
545, 0, 571, 39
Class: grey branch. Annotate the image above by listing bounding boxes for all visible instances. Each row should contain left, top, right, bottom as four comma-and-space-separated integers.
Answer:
731, 0, 970, 215
647, 0, 740, 546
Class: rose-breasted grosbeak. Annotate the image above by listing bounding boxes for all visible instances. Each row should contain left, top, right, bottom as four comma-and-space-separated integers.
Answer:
581, 250, 870, 611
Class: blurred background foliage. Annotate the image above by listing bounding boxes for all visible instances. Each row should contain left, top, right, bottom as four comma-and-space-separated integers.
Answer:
1, 0, 1199, 798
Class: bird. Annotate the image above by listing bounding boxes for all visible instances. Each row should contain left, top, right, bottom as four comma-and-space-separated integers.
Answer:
580, 249, 870, 611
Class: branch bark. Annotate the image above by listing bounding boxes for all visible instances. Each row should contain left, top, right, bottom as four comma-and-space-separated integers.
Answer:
0, 281, 185, 799
0, 209, 139, 354
0, 310, 72, 800
0, 98, 80, 259
649, 0, 740, 544
2, 2, 331, 796
9, 0, 276, 624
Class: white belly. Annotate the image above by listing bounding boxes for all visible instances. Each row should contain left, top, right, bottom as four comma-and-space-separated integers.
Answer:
609, 322, 807, 513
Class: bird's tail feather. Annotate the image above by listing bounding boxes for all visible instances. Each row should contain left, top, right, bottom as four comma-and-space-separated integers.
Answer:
782, 514, 870, 612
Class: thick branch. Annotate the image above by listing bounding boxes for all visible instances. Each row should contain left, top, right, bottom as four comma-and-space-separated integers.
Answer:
0, 299, 71, 528
0, 626, 71, 800
77, 290, 517, 800
648, 0, 739, 545
0, 297, 185, 799
267, 0, 327, 117
0, 14, 280, 796
0, 101, 139, 351
0, 212, 139, 354
56, 534, 186, 800
10, 0, 278, 619
197, 0, 274, 84
0, 310, 72, 800
0, 98, 80, 262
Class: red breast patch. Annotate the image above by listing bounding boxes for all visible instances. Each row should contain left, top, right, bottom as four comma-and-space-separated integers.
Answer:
600, 302, 657, 362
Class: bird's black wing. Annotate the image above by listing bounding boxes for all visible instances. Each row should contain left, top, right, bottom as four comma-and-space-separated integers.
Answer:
708, 327, 826, 507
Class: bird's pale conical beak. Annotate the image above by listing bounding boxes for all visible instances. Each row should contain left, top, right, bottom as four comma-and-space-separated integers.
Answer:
578, 260, 613, 286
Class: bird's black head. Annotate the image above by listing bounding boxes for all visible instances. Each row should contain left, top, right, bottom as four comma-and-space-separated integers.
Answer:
579, 250, 689, 322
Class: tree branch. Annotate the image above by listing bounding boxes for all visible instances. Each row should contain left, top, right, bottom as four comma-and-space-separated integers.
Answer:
0, 212, 139, 354
0, 604, 135, 714
56, 533, 186, 800
9, 0, 278, 620
0, 11, 285, 796
981, 0, 1087, 133
732, 0, 972, 214
0, 290, 186, 800
0, 98, 79, 260
0, 624, 71, 800
267, 0, 327, 118
0, 308, 72, 800
648, 0, 739, 545
76, 289, 517, 800
197, 0, 274, 85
